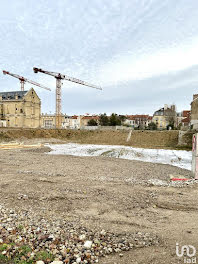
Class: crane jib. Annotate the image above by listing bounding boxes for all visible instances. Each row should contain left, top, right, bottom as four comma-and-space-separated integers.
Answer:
64, 76, 101, 90
2, 70, 51, 91
32, 66, 102, 129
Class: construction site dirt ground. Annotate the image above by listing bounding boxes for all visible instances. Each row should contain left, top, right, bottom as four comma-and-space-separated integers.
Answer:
0, 139, 197, 263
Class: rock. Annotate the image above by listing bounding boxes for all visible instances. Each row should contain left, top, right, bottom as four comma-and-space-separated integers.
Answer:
100, 229, 106, 236
84, 240, 92, 249
76, 257, 81, 263
94, 239, 100, 245
108, 247, 113, 253
79, 234, 86, 241
0, 203, 160, 264
48, 234, 55, 241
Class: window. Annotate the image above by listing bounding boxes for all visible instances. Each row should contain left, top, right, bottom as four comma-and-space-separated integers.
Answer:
44, 120, 53, 128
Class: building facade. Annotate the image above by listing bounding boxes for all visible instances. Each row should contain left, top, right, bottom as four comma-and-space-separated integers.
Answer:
125, 115, 152, 129
81, 116, 99, 127
177, 110, 190, 128
191, 94, 198, 129
152, 104, 176, 129
41, 114, 82, 129
41, 114, 56, 128
63, 115, 81, 129
0, 88, 41, 128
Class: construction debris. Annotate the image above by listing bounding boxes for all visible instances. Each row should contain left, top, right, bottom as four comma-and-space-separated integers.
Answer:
0, 142, 42, 150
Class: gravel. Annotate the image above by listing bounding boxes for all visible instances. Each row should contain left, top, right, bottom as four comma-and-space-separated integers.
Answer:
0, 204, 160, 263
0, 146, 196, 264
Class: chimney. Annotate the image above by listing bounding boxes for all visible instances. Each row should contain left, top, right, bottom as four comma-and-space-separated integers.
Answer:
164, 104, 168, 110
0, 96, 2, 101
15, 94, 18, 100
171, 105, 176, 112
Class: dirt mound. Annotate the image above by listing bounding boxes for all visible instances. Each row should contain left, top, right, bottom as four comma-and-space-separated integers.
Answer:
0, 128, 188, 149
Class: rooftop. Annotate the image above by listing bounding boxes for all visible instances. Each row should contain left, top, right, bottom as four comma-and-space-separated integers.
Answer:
0, 91, 27, 100
126, 115, 150, 120
82, 116, 99, 120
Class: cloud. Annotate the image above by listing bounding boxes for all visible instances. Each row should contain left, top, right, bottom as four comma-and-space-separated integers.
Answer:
1, 0, 198, 115
98, 38, 198, 86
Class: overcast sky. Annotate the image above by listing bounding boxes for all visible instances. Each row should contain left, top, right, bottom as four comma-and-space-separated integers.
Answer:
1, 0, 198, 115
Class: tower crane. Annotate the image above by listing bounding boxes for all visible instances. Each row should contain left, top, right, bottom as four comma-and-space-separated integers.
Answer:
33, 67, 102, 129
3, 70, 51, 92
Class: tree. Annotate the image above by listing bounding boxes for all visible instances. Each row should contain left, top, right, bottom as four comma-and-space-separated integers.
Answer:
109, 113, 121, 126
87, 119, 98, 126
166, 117, 175, 130
99, 113, 109, 126
148, 122, 157, 130
119, 115, 126, 124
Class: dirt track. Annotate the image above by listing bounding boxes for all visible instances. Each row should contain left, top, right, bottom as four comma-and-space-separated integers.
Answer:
0, 142, 197, 263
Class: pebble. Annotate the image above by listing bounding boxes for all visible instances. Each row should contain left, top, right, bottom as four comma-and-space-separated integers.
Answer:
100, 229, 106, 236
50, 261, 63, 264
76, 257, 81, 263
84, 240, 93, 249
0, 203, 160, 264
79, 234, 86, 240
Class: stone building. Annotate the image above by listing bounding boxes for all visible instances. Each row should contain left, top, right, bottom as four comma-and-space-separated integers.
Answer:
191, 94, 198, 129
81, 115, 99, 127
177, 110, 190, 129
41, 114, 56, 128
64, 115, 82, 129
152, 104, 176, 129
41, 114, 82, 129
125, 115, 152, 129
0, 88, 41, 128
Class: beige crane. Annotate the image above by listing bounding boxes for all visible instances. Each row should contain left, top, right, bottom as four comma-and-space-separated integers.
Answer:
33, 67, 102, 129
3, 70, 51, 91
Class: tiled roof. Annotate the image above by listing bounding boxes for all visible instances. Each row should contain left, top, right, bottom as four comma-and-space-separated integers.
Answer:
126, 115, 150, 120
0, 91, 27, 100
182, 117, 190, 123
82, 116, 99, 120
182, 110, 190, 118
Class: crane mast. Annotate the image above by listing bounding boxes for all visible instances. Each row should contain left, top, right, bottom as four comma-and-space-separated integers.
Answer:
56, 77, 62, 129
33, 67, 102, 129
3, 70, 51, 91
